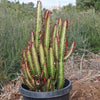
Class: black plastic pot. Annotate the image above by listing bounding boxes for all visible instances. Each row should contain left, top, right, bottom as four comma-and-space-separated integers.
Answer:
19, 78, 72, 100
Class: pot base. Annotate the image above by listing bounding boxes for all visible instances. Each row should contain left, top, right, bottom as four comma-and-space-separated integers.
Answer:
19, 78, 72, 100
23, 94, 69, 100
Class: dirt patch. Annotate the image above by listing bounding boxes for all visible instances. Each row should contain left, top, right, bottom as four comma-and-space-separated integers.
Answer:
70, 82, 100, 100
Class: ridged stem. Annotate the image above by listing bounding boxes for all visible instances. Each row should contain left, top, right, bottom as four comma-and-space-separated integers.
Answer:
64, 41, 76, 60
51, 80, 55, 91
49, 48, 55, 79
35, 1, 42, 48
44, 12, 51, 49
21, 64, 28, 79
59, 20, 68, 61
25, 65, 33, 79
57, 17, 62, 38
31, 32, 35, 42
39, 43, 45, 69
54, 37, 59, 82
20, 77, 25, 84
46, 78, 50, 91
26, 79, 35, 90
58, 61, 64, 89
22, 49, 27, 65
54, 36, 59, 61
27, 46, 35, 75
44, 47, 50, 75
52, 24, 57, 49
31, 42, 41, 76
39, 43, 48, 80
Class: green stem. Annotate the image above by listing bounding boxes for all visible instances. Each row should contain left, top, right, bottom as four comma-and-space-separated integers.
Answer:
44, 47, 50, 75
35, 1, 42, 48
31, 42, 41, 76
64, 42, 75, 60
27, 48, 35, 75
44, 12, 51, 49
49, 48, 55, 79
39, 43, 48, 80
59, 20, 68, 61
58, 61, 64, 89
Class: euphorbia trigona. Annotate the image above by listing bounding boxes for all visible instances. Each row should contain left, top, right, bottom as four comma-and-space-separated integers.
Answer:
20, 1, 75, 91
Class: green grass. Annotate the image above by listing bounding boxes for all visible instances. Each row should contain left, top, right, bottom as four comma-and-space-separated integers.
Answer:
0, 1, 35, 83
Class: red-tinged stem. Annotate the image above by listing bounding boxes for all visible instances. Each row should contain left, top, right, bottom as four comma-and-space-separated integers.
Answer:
64, 41, 76, 60
44, 11, 51, 49
31, 32, 35, 42
44, 10, 49, 19
26, 48, 36, 75
21, 64, 28, 79
37, 1, 42, 9
63, 19, 68, 28
64, 40, 68, 56
27, 44, 31, 51
52, 24, 57, 49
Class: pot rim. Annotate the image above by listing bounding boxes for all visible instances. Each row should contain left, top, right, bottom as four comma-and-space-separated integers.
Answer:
19, 78, 72, 98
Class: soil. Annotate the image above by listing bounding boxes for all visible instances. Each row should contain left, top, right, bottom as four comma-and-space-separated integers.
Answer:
70, 81, 100, 100
0, 54, 100, 100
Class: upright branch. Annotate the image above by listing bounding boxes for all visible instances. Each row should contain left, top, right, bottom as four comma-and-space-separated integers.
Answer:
59, 20, 68, 61
44, 11, 51, 49
35, 1, 42, 49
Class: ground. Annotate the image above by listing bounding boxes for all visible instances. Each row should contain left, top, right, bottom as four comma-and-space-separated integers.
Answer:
0, 52, 100, 100
70, 81, 100, 100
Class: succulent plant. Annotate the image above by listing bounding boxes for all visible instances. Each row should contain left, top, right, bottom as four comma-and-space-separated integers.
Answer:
20, 1, 75, 92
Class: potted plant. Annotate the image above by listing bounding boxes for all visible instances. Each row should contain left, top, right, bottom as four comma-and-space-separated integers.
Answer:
19, 1, 75, 100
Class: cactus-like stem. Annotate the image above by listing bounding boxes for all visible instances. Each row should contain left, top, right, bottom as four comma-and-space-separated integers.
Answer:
31, 42, 41, 76
35, 1, 42, 48
44, 11, 51, 49
59, 20, 68, 61
64, 40, 68, 56
55, 62, 59, 82
57, 20, 68, 89
49, 48, 55, 79
27, 45, 35, 75
20, 77, 25, 84
31, 79, 36, 87
26, 79, 35, 90
41, 10, 49, 44
43, 63, 48, 80
22, 49, 27, 65
54, 36, 59, 82
46, 78, 50, 91
21, 64, 28, 79
31, 32, 35, 42
64, 41, 76, 60
52, 24, 57, 49
44, 47, 50, 75
51, 80, 55, 91
25, 65, 33, 79
40, 71, 44, 79
57, 17, 62, 38
39, 43, 46, 69
44, 10, 49, 19
54, 36, 59, 61
58, 61, 64, 89
39, 43, 48, 79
